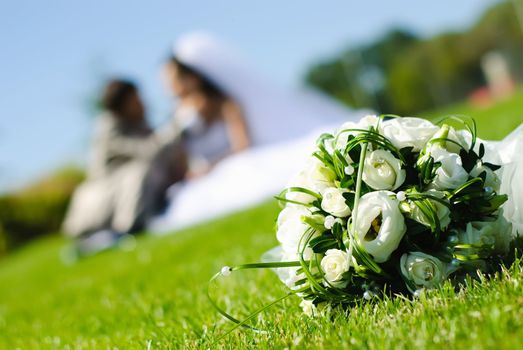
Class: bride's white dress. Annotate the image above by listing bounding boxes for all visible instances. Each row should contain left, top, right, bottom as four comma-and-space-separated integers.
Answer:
149, 32, 369, 232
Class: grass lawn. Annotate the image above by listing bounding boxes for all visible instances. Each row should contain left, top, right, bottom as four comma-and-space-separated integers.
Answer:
420, 88, 523, 141
1, 90, 523, 349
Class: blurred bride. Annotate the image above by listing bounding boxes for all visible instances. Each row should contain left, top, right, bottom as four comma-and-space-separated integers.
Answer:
163, 55, 250, 178
150, 32, 369, 232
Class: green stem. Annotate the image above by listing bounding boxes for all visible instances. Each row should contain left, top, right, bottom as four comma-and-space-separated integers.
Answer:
346, 142, 368, 245
210, 289, 294, 344
207, 262, 299, 339
233, 261, 303, 271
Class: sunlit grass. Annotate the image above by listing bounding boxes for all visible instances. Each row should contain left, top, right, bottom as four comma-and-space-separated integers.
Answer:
420, 88, 523, 141
1, 91, 523, 349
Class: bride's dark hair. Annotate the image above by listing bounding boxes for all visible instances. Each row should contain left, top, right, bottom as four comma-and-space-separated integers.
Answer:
168, 56, 225, 99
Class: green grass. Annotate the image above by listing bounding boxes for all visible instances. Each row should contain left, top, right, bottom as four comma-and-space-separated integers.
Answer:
1, 91, 523, 349
420, 88, 523, 140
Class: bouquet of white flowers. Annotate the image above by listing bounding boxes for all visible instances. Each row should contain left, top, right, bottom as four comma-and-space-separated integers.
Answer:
209, 115, 515, 327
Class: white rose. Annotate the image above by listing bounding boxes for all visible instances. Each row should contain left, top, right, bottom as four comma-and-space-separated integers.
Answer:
283, 269, 308, 289
277, 206, 311, 254
470, 162, 501, 192
429, 145, 468, 190
400, 252, 448, 291
321, 187, 351, 217
320, 249, 350, 287
299, 299, 317, 317
299, 299, 329, 317
457, 210, 512, 254
286, 158, 337, 203
279, 258, 317, 290
446, 127, 472, 154
334, 115, 379, 151
358, 114, 380, 128
285, 170, 316, 204
305, 157, 337, 194
266, 247, 317, 293
362, 149, 406, 191
354, 191, 407, 263
430, 124, 471, 154
334, 121, 359, 151
381, 117, 439, 152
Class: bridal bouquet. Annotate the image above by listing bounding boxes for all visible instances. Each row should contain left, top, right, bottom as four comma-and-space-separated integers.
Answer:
210, 115, 514, 327
272, 115, 515, 314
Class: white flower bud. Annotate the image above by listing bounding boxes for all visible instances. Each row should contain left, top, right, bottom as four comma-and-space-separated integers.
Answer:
400, 252, 447, 292
324, 215, 336, 230
299, 299, 317, 317
457, 210, 512, 254
321, 187, 351, 217
381, 117, 439, 152
362, 150, 406, 191
428, 145, 468, 190
276, 206, 311, 254
470, 161, 501, 192
320, 249, 350, 287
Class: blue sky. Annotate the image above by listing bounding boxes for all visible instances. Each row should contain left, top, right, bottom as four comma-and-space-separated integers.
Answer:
0, 0, 500, 191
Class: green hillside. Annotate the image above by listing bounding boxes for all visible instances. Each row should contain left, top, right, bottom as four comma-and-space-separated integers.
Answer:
1, 91, 522, 349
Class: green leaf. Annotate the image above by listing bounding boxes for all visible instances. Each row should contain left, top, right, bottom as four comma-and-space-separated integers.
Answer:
309, 235, 339, 253
483, 162, 501, 171
460, 148, 479, 173
479, 143, 485, 158
342, 192, 356, 209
